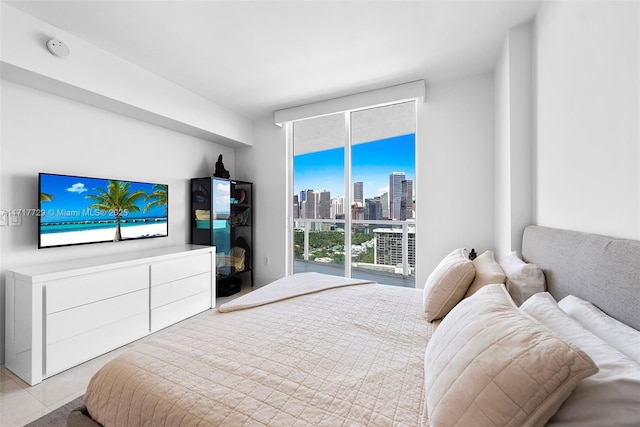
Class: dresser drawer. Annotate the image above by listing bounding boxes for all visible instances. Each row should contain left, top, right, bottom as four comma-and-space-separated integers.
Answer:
150, 253, 211, 286
151, 272, 211, 309
151, 291, 211, 332
46, 265, 149, 314
46, 311, 148, 377
47, 288, 149, 345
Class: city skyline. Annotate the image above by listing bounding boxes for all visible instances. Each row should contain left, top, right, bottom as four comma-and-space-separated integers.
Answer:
295, 174, 414, 221
293, 134, 415, 200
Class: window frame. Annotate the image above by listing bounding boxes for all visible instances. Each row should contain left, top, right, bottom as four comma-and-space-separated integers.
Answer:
285, 99, 419, 282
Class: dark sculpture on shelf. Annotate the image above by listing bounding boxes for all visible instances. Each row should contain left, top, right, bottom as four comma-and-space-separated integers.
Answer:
214, 154, 230, 178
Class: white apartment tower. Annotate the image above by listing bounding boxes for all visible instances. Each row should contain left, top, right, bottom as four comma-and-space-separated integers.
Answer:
331, 196, 344, 219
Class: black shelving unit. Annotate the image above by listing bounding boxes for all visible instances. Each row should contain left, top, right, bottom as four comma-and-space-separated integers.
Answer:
190, 177, 253, 296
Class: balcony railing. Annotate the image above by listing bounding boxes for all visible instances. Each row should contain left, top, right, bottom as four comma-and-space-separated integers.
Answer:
293, 218, 415, 287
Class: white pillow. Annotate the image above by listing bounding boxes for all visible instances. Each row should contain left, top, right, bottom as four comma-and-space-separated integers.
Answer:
499, 251, 545, 306
423, 284, 597, 427
520, 292, 640, 427
558, 295, 640, 365
464, 250, 506, 297
422, 248, 475, 321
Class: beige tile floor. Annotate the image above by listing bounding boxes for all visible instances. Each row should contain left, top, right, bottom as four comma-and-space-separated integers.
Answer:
0, 284, 253, 427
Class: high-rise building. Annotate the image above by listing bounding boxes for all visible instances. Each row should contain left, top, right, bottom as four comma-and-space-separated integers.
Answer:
400, 179, 413, 220
373, 227, 416, 268
303, 189, 316, 219
293, 194, 299, 219
389, 172, 405, 220
331, 196, 344, 219
352, 203, 365, 220
381, 192, 390, 219
365, 197, 382, 220
353, 181, 364, 206
318, 190, 331, 219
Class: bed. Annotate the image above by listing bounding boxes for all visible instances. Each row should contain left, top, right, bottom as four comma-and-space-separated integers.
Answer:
69, 225, 640, 426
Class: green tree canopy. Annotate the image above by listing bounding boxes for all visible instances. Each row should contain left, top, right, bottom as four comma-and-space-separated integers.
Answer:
86, 180, 146, 242
144, 184, 168, 213
40, 192, 54, 202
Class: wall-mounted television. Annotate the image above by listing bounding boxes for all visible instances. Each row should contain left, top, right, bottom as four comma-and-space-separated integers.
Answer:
38, 173, 168, 249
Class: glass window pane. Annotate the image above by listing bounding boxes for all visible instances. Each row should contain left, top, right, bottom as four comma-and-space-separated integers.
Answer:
293, 113, 346, 277
212, 179, 232, 276
351, 102, 416, 285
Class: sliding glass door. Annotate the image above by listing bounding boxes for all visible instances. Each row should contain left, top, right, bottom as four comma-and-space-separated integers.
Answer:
350, 102, 416, 284
292, 113, 346, 273
292, 101, 416, 287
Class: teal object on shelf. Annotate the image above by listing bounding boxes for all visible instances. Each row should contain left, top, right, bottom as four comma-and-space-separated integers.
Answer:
196, 220, 210, 229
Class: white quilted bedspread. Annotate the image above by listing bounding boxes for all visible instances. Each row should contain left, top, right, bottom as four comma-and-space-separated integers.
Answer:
85, 280, 433, 426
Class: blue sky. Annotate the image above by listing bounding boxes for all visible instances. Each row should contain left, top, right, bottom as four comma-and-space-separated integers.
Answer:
39, 174, 166, 223
294, 134, 415, 199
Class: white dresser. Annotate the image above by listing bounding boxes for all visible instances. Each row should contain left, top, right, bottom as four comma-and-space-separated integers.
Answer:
5, 245, 215, 385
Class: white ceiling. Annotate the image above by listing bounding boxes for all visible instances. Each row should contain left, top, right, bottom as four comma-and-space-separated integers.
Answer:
6, 0, 541, 121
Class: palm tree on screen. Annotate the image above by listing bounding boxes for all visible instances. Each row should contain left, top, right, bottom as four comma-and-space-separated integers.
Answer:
86, 180, 146, 241
144, 184, 168, 214
40, 192, 54, 202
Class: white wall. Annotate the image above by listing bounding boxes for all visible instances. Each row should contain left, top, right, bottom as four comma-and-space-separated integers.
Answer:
495, 35, 511, 258
494, 22, 534, 259
1, 3, 252, 146
0, 80, 235, 364
240, 0, 640, 295
534, 0, 640, 240
416, 74, 496, 286
243, 74, 496, 290
235, 118, 287, 287
508, 23, 534, 255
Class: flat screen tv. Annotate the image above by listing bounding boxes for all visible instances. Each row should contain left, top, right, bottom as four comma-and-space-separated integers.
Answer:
38, 173, 168, 249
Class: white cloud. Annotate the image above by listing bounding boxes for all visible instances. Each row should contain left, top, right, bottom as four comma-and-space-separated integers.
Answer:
215, 182, 230, 203
376, 185, 389, 196
216, 183, 230, 192
66, 182, 88, 194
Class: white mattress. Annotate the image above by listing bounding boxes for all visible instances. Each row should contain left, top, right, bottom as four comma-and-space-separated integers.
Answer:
85, 279, 434, 426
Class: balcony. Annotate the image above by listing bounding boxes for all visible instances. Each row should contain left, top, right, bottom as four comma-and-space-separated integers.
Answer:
293, 218, 416, 288
294, 259, 415, 288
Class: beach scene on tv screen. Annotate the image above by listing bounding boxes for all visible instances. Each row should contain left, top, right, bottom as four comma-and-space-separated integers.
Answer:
39, 174, 168, 248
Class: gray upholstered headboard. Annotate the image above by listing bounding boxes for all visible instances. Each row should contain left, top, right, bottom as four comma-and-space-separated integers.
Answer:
522, 225, 640, 332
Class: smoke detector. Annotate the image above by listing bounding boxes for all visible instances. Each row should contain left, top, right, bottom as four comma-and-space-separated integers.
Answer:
46, 39, 70, 59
